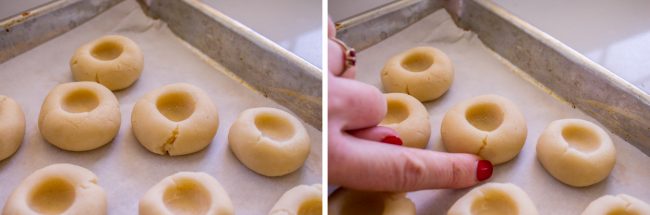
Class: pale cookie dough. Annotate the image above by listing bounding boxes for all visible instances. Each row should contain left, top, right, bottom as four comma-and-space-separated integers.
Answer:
38, 82, 121, 151
448, 183, 538, 215
381, 46, 454, 102
229, 107, 310, 177
536, 118, 616, 187
269, 184, 322, 215
0, 95, 25, 161
581, 194, 650, 215
379, 93, 430, 148
139, 172, 234, 215
3, 163, 106, 215
441, 95, 527, 165
71, 35, 144, 91
132, 83, 219, 156
328, 189, 415, 215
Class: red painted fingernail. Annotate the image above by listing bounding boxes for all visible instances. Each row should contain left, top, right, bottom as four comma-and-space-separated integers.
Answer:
476, 160, 493, 181
380, 135, 403, 146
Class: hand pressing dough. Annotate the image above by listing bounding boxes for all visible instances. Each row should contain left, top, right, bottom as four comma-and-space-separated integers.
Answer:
3, 163, 106, 215
229, 107, 310, 177
132, 83, 219, 156
269, 184, 322, 215
581, 194, 650, 215
379, 93, 430, 148
537, 119, 616, 187
0, 95, 25, 161
328, 189, 415, 215
139, 172, 234, 215
381, 46, 454, 102
70, 35, 144, 90
448, 183, 538, 215
441, 95, 527, 165
39, 82, 121, 151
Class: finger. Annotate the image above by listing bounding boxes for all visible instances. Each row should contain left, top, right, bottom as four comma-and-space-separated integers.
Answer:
347, 126, 401, 145
328, 38, 345, 75
329, 134, 492, 191
328, 17, 336, 38
328, 75, 386, 130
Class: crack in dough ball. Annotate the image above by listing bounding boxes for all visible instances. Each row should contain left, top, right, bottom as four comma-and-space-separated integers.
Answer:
228, 107, 310, 177
3, 163, 106, 215
379, 93, 430, 148
448, 183, 538, 215
581, 194, 650, 215
70, 35, 144, 91
139, 172, 234, 215
132, 83, 219, 156
0, 95, 25, 161
381, 46, 454, 102
269, 184, 322, 215
38, 82, 121, 151
537, 119, 616, 187
328, 189, 415, 215
441, 95, 527, 165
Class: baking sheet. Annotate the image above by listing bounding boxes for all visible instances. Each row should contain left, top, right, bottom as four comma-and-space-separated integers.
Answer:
354, 9, 650, 214
0, 1, 321, 214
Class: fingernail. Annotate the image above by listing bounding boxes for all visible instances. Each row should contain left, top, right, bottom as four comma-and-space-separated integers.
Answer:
476, 160, 493, 181
380, 135, 403, 146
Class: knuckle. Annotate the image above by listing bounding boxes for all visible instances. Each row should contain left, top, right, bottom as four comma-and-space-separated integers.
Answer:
394, 152, 427, 190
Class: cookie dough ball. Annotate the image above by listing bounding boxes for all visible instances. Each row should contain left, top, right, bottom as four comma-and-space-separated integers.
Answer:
132, 83, 219, 156
38, 82, 121, 151
328, 189, 415, 215
448, 183, 538, 215
441, 95, 527, 165
581, 194, 650, 215
3, 163, 106, 215
139, 172, 234, 215
229, 107, 310, 177
381, 46, 454, 102
537, 119, 616, 187
379, 93, 430, 148
269, 184, 322, 215
0, 95, 25, 161
70, 35, 144, 91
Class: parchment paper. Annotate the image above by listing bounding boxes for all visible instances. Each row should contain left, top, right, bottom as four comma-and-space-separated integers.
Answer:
354, 9, 650, 214
0, 1, 321, 214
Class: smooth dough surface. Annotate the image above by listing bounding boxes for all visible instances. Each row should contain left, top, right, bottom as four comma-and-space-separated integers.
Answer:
448, 183, 538, 215
3, 163, 106, 215
0, 95, 25, 161
379, 93, 430, 148
537, 118, 616, 187
381, 46, 454, 102
581, 194, 650, 215
328, 189, 415, 215
132, 83, 219, 156
441, 94, 527, 165
38, 81, 121, 151
139, 172, 234, 215
228, 107, 310, 177
70, 35, 144, 90
269, 184, 322, 215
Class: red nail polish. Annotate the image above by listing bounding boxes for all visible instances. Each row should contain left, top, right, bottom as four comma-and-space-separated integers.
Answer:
380, 135, 403, 146
476, 160, 493, 181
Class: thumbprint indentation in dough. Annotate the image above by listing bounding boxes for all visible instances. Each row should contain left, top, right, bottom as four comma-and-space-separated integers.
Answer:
298, 199, 322, 215
401, 51, 433, 72
28, 177, 76, 214
606, 207, 640, 215
465, 103, 504, 132
163, 178, 211, 215
91, 40, 123, 61
470, 189, 517, 215
62, 88, 100, 113
381, 99, 409, 125
562, 124, 600, 152
341, 194, 384, 215
156, 91, 196, 122
255, 113, 295, 141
